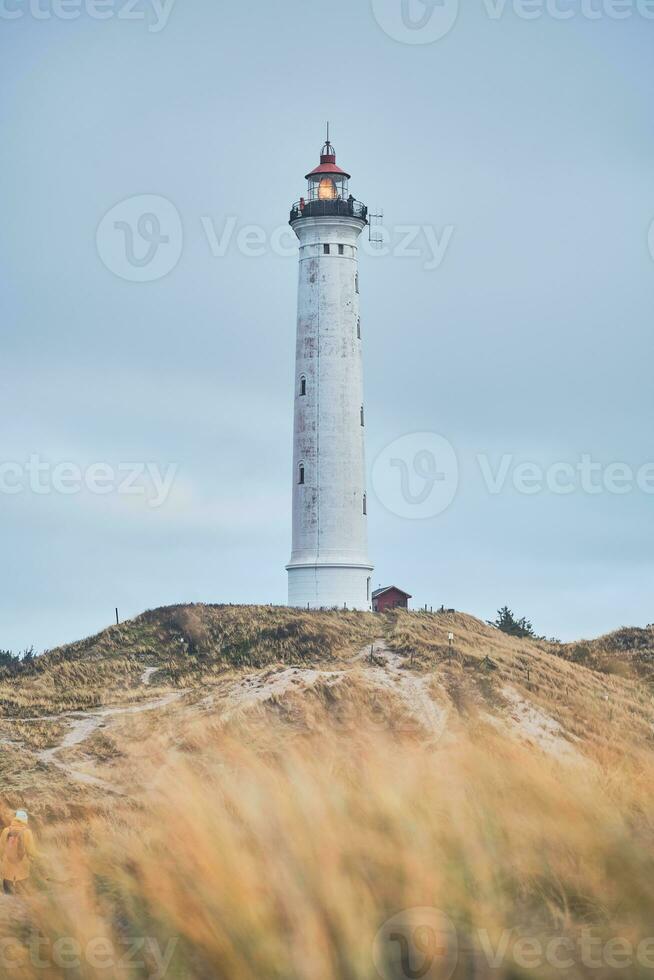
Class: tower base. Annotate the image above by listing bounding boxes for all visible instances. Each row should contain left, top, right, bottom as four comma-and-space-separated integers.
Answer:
287, 562, 374, 611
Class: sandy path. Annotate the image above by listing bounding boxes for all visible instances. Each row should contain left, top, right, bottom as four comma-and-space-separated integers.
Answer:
493, 685, 582, 761
35, 693, 184, 793
141, 666, 161, 686
354, 639, 450, 741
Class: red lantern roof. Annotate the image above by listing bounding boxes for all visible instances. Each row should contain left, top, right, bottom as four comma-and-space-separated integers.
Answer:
305, 139, 351, 180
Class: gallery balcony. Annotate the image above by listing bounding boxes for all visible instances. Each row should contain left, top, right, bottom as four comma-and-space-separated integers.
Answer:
289, 198, 368, 224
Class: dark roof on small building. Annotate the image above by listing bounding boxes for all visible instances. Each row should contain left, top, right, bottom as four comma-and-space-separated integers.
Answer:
372, 585, 413, 599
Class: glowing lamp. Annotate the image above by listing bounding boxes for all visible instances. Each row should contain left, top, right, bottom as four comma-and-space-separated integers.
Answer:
318, 177, 338, 201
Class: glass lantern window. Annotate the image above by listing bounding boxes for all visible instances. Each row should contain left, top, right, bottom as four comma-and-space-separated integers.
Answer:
308, 173, 348, 202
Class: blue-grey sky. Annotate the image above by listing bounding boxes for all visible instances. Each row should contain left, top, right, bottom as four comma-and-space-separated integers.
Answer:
2, 0, 653, 651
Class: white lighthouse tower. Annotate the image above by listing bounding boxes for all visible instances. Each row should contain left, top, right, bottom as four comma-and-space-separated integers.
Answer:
286, 132, 374, 610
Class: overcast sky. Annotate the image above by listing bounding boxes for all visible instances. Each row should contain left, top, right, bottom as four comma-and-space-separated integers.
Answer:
2, 0, 653, 651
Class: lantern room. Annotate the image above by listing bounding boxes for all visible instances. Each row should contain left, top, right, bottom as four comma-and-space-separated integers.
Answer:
289, 130, 368, 225
305, 138, 350, 202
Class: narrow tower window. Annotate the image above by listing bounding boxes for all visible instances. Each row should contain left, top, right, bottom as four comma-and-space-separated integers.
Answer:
363, 493, 367, 515
355, 272, 359, 293
357, 317, 361, 339
298, 463, 305, 485
299, 376, 306, 396
338, 244, 344, 255
323, 244, 330, 255
360, 405, 365, 426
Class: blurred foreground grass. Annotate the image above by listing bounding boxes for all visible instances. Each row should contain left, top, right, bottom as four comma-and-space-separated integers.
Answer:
2, 699, 654, 978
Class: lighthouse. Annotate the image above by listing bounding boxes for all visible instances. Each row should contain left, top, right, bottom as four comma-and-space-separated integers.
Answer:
286, 132, 374, 610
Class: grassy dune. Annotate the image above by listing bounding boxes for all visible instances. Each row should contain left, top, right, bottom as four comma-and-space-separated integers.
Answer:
554, 625, 654, 682
0, 605, 377, 717
386, 610, 654, 762
1, 606, 654, 978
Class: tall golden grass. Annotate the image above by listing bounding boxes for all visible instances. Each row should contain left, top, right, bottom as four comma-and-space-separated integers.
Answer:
2, 697, 654, 978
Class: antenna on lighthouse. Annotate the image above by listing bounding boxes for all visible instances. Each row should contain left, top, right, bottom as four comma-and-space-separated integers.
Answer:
322, 121, 335, 159
368, 208, 384, 247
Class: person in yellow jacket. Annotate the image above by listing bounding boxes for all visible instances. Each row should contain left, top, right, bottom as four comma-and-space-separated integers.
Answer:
1, 810, 37, 895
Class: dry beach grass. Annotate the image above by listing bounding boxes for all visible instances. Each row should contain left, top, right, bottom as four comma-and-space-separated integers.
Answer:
1, 605, 654, 978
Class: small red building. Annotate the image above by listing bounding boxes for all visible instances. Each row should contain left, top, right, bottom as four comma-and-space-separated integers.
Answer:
372, 586, 412, 613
